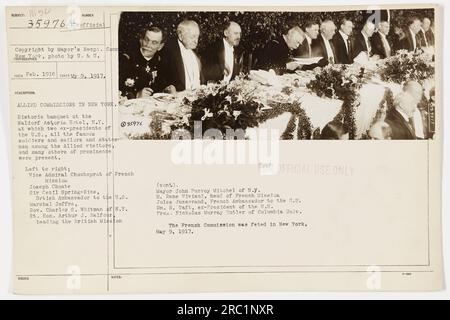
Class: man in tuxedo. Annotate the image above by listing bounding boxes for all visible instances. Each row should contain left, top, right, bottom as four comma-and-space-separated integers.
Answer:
332, 18, 354, 64
294, 20, 319, 58
351, 20, 376, 61
202, 21, 244, 83
385, 91, 423, 140
398, 16, 423, 52
371, 20, 392, 59
156, 20, 204, 93
119, 26, 165, 99
311, 20, 337, 65
255, 25, 305, 75
422, 17, 435, 47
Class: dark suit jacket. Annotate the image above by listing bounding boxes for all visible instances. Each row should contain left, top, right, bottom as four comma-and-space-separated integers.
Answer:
417, 29, 429, 47
311, 34, 336, 62
398, 29, 418, 52
156, 39, 204, 92
370, 31, 391, 59
255, 35, 293, 75
201, 39, 244, 83
351, 32, 372, 61
332, 31, 352, 64
385, 108, 416, 140
425, 29, 435, 47
293, 38, 312, 58
292, 37, 328, 70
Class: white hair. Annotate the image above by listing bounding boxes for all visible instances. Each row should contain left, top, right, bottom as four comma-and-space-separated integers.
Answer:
176, 20, 199, 36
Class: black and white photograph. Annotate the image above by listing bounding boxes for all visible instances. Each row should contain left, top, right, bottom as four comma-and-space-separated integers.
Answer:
118, 8, 436, 140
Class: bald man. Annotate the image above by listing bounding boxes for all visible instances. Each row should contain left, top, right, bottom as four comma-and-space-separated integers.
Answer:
255, 24, 305, 75
202, 21, 244, 83
156, 20, 204, 93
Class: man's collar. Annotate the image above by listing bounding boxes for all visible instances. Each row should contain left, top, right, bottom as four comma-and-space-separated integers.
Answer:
339, 30, 348, 40
223, 38, 234, 51
361, 31, 369, 41
140, 48, 154, 61
396, 107, 412, 122
177, 39, 189, 52
305, 34, 312, 44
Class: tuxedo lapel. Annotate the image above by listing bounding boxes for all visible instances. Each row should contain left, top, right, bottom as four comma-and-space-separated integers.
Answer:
319, 36, 328, 60
174, 41, 186, 90
217, 40, 225, 73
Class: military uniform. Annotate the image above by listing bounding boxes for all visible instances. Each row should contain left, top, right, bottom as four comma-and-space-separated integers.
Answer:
119, 49, 162, 99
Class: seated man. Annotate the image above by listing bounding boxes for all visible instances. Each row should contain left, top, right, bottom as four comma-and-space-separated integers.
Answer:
351, 20, 376, 61
312, 19, 337, 65
332, 18, 354, 64
385, 91, 423, 140
156, 20, 204, 93
202, 21, 244, 84
398, 16, 423, 52
119, 26, 165, 99
255, 24, 305, 75
371, 20, 392, 59
422, 17, 435, 47
294, 20, 319, 58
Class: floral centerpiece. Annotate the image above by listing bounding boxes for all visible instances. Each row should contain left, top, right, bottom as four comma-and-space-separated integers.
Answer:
187, 78, 264, 138
306, 64, 367, 139
378, 50, 434, 84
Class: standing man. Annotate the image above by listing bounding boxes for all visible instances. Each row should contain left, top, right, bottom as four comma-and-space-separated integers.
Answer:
202, 21, 244, 83
311, 20, 337, 65
371, 20, 392, 59
157, 20, 203, 93
332, 18, 354, 64
351, 20, 376, 61
255, 24, 305, 75
119, 26, 165, 99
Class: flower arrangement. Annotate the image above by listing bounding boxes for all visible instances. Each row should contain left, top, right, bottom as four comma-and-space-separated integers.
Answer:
378, 50, 434, 84
307, 64, 366, 139
306, 64, 366, 101
188, 78, 263, 138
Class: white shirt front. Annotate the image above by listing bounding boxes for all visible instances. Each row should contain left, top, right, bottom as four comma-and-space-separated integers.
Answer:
178, 39, 201, 91
397, 107, 424, 138
409, 28, 417, 50
362, 32, 371, 54
223, 38, 234, 83
321, 34, 334, 61
378, 31, 391, 57
339, 30, 349, 53
304, 34, 313, 57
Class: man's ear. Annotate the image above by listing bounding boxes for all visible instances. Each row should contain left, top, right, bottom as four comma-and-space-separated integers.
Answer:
158, 43, 165, 51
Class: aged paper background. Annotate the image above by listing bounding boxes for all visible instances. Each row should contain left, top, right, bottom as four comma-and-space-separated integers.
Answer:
6, 4, 443, 294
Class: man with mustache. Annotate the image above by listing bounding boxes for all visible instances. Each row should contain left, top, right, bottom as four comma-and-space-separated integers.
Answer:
202, 21, 244, 83
119, 26, 165, 99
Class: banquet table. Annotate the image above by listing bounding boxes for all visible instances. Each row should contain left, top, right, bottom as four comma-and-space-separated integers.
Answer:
118, 66, 432, 140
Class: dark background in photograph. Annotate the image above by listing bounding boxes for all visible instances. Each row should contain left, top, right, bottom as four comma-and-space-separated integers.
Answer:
118, 9, 434, 57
